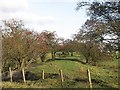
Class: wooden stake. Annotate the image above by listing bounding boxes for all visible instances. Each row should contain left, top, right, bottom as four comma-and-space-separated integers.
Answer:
87, 69, 92, 89
0, 69, 1, 82
22, 68, 26, 83
59, 69, 64, 88
9, 67, 13, 82
42, 70, 44, 80
0, 29, 2, 83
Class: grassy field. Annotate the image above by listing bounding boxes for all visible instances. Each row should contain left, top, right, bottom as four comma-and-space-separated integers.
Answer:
1, 56, 119, 88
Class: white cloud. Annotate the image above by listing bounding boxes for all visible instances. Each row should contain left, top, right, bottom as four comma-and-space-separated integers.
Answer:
0, 0, 28, 12
28, 0, 84, 3
0, 0, 58, 25
0, 11, 58, 25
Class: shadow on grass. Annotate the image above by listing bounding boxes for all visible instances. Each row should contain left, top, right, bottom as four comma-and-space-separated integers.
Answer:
2, 71, 40, 82
74, 77, 87, 83
91, 78, 114, 88
73, 77, 114, 88
2, 71, 69, 82
46, 57, 86, 65
44, 73, 69, 79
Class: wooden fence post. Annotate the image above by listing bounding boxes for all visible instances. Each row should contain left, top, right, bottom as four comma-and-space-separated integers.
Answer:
59, 69, 64, 88
0, 69, 1, 82
87, 69, 92, 89
9, 67, 13, 82
42, 70, 44, 80
22, 68, 26, 83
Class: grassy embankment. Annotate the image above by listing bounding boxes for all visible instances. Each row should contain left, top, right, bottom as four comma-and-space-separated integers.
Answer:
1, 54, 119, 88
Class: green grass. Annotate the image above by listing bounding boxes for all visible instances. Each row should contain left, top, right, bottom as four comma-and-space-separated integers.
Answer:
1, 57, 119, 88
30, 60, 83, 78
1, 81, 43, 88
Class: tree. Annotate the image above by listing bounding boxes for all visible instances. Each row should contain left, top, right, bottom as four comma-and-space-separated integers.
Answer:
2, 19, 40, 71
76, 1, 120, 58
62, 39, 78, 56
38, 30, 58, 60
37, 31, 50, 62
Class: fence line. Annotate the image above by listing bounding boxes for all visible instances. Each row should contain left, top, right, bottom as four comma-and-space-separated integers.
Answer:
5, 67, 93, 88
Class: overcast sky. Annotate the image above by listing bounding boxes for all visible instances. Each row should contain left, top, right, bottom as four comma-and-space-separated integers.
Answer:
0, 0, 89, 39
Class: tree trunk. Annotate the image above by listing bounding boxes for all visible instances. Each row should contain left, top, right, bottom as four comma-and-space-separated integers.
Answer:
41, 58, 44, 62
41, 56, 44, 62
71, 52, 73, 56
20, 59, 25, 70
41, 53, 46, 62
93, 60, 96, 66
86, 58, 89, 64
51, 52, 55, 60
118, 43, 120, 59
